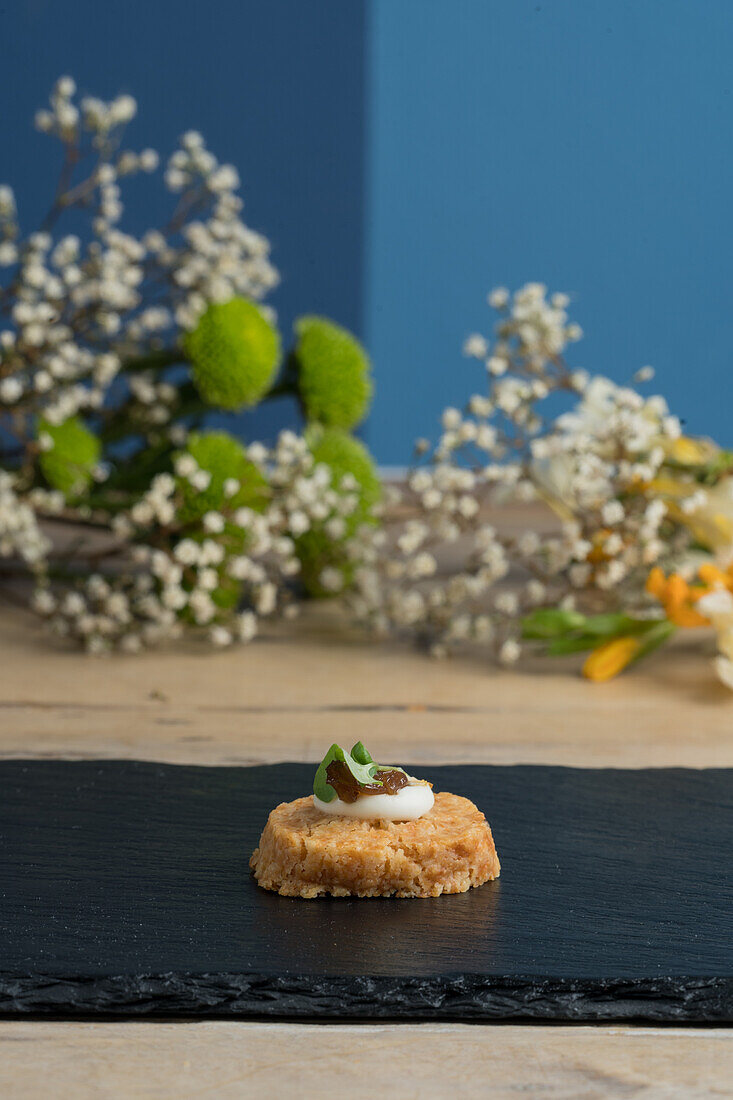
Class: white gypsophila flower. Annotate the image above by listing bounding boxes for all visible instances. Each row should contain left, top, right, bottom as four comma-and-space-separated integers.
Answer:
0, 473, 51, 566
0, 77, 280, 460
601, 500, 625, 526
488, 287, 509, 310
59, 422, 367, 652
256, 583, 277, 615
346, 283, 694, 669
203, 511, 225, 533
319, 567, 344, 593
498, 639, 521, 665
0, 377, 23, 403
463, 334, 489, 359
495, 591, 519, 616
190, 470, 212, 492
237, 611, 258, 642
487, 356, 508, 377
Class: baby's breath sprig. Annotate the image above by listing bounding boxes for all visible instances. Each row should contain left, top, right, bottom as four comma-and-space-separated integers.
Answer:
30, 427, 374, 653
347, 282, 731, 684
0, 77, 378, 650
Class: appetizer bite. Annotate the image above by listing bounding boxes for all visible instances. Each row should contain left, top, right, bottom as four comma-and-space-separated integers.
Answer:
250, 742, 500, 898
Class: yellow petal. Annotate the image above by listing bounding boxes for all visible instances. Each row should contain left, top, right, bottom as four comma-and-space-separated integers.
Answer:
697, 563, 728, 588
666, 435, 715, 465
645, 566, 666, 599
667, 604, 709, 628
582, 636, 642, 682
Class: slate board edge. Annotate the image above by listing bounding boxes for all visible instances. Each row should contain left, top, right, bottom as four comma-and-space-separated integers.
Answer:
1, 973, 731, 1022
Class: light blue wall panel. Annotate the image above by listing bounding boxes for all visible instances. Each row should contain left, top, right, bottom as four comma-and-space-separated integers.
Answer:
365, 0, 733, 463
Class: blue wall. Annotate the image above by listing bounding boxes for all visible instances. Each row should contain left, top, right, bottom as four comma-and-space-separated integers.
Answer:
366, 0, 733, 462
2, 1, 733, 462
0, 0, 367, 441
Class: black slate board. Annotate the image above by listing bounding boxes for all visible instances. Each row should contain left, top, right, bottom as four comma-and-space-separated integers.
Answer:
0, 760, 731, 1021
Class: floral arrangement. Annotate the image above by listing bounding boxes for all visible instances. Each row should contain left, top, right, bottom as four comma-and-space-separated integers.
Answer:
344, 284, 733, 688
2, 78, 732, 689
0, 78, 379, 651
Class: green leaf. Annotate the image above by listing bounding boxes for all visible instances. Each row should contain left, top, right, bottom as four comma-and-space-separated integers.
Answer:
521, 608, 587, 639
546, 618, 673, 660
350, 741, 373, 765
546, 634, 599, 656
313, 743, 381, 802
581, 613, 650, 637
119, 348, 183, 374
630, 620, 677, 664
698, 450, 733, 486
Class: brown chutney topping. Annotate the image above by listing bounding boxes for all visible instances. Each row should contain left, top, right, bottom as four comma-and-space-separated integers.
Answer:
325, 761, 409, 804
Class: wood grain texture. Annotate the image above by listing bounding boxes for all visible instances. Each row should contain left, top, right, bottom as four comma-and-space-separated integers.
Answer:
1, 568, 732, 1096
0, 604, 732, 769
0, 1022, 730, 1100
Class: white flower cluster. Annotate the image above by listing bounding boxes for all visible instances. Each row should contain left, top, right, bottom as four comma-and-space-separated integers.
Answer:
0, 472, 51, 566
349, 284, 685, 663
147, 128, 278, 331
32, 430, 360, 653
530, 375, 684, 592
34, 76, 138, 143
0, 76, 277, 436
0, 185, 17, 268
696, 588, 733, 690
0, 77, 377, 655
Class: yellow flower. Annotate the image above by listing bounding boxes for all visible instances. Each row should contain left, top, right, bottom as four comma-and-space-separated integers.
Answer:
651, 436, 733, 556
582, 636, 642, 682
682, 478, 733, 557
586, 528, 614, 564
645, 566, 710, 628
664, 434, 717, 466
697, 562, 732, 588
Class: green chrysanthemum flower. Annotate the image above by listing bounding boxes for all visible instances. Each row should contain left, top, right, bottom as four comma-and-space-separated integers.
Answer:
210, 573, 244, 612
38, 417, 101, 500
175, 431, 270, 617
184, 298, 281, 410
176, 430, 269, 525
293, 315, 373, 430
297, 427, 381, 597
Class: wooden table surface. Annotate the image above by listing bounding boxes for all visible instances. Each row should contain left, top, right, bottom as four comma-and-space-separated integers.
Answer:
1, 600, 731, 1099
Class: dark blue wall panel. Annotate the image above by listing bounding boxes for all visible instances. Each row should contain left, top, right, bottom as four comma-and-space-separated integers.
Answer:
0, 0, 367, 443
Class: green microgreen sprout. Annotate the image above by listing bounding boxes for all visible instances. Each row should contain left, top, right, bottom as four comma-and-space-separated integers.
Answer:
350, 741, 373, 766
313, 741, 400, 802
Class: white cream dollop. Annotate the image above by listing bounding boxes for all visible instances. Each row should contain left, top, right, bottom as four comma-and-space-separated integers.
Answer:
313, 776, 434, 821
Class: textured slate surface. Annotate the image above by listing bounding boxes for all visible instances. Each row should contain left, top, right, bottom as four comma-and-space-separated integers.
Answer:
0, 761, 731, 1020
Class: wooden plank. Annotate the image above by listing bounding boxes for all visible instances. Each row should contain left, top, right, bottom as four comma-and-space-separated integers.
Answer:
0, 600, 723, 709
0, 1022, 729, 1100
1, 556, 729, 1097
0, 605, 731, 768
2, 698, 731, 768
